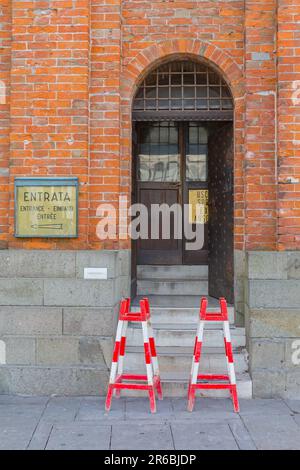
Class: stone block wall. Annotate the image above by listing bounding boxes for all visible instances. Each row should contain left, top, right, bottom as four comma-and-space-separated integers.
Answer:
0, 249, 130, 395
234, 250, 247, 326
245, 251, 300, 398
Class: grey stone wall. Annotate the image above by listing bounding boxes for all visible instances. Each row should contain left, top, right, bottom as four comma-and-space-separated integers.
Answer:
234, 250, 246, 326
0, 250, 130, 395
244, 251, 300, 399
1, 248, 299, 399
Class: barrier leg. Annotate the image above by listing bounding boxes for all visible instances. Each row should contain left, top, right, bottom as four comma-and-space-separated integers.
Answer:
187, 385, 196, 412
115, 320, 128, 398
105, 319, 123, 410
148, 388, 156, 413
148, 320, 163, 400
187, 320, 204, 412
142, 320, 156, 413
223, 320, 240, 413
105, 385, 114, 412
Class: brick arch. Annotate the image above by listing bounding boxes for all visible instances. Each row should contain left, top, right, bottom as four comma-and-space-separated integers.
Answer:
122, 39, 244, 104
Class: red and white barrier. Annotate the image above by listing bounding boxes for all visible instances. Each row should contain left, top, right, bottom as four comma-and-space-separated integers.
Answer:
105, 297, 163, 413
187, 297, 240, 412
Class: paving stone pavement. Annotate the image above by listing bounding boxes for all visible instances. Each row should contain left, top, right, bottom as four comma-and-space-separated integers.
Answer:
0, 395, 300, 450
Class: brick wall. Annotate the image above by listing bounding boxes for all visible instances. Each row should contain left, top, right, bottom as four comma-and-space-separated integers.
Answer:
0, 1, 299, 251
9, 0, 90, 249
277, 1, 300, 250
244, 1, 277, 250
89, 0, 122, 249
0, 0, 11, 249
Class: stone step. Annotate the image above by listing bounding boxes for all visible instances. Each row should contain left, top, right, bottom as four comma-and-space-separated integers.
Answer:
137, 279, 208, 296
137, 265, 208, 280
126, 323, 246, 348
121, 372, 253, 398
132, 295, 218, 308
131, 306, 235, 324
0, 364, 252, 398
124, 345, 249, 374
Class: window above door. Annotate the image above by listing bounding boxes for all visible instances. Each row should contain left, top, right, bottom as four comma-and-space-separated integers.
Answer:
133, 60, 233, 122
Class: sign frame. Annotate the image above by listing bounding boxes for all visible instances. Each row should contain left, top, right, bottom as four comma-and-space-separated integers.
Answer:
14, 177, 79, 238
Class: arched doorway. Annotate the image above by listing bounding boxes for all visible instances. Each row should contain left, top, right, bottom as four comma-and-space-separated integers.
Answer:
131, 59, 234, 303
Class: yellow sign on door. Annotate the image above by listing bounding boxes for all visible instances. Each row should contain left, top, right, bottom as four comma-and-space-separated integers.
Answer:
15, 178, 78, 237
189, 189, 209, 224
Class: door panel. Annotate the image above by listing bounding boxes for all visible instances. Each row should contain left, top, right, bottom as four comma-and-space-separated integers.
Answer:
208, 123, 234, 302
134, 121, 214, 266
183, 122, 208, 264
136, 122, 182, 265
137, 185, 182, 264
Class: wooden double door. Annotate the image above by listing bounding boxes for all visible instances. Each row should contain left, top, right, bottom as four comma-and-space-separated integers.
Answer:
132, 121, 234, 301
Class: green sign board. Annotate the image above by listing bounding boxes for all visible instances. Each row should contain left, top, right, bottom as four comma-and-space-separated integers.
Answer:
15, 177, 78, 238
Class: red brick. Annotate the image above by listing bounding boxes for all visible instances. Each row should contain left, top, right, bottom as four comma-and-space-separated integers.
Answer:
0, 1, 298, 252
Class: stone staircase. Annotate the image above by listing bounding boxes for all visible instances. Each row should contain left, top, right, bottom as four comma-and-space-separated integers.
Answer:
124, 265, 252, 398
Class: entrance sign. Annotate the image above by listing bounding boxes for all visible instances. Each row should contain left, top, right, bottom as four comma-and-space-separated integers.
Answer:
15, 177, 78, 238
189, 189, 209, 224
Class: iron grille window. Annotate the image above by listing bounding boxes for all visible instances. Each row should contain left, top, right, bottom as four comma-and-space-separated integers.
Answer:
133, 61, 233, 114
